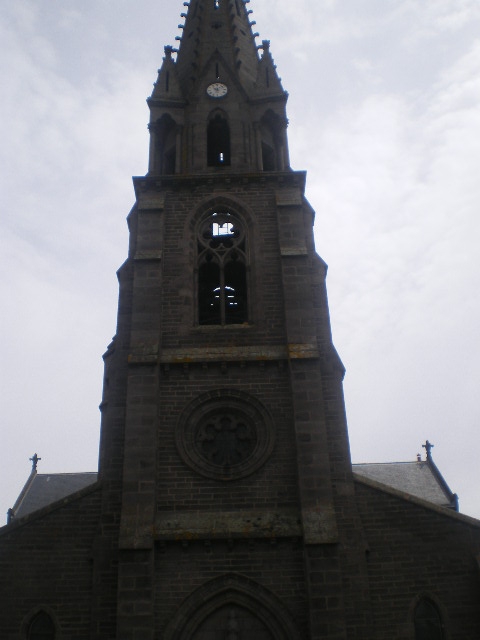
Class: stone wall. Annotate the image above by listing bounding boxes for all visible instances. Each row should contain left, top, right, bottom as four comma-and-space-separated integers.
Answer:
355, 479, 480, 639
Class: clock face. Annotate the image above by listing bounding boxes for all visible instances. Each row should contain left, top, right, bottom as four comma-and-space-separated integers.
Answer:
206, 82, 228, 98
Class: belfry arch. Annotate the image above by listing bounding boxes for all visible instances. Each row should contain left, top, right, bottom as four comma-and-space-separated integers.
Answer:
207, 109, 231, 167
163, 574, 300, 640
259, 109, 286, 171
151, 113, 180, 174
192, 196, 253, 326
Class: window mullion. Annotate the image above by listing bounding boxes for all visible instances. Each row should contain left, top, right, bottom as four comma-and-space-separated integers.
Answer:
220, 266, 226, 325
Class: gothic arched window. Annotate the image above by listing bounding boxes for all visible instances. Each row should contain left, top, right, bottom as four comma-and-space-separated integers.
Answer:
414, 598, 445, 640
207, 112, 231, 167
197, 211, 247, 325
260, 110, 283, 171
154, 114, 177, 175
27, 611, 55, 640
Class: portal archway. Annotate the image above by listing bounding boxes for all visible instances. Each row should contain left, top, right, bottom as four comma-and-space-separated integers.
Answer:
192, 604, 274, 639
164, 574, 300, 640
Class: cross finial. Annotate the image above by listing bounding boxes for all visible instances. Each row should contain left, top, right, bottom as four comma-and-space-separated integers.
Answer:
422, 440, 434, 460
29, 453, 41, 471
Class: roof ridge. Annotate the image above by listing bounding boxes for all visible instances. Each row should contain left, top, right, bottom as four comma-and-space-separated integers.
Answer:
353, 473, 477, 526
1, 480, 101, 535
353, 461, 424, 466
35, 471, 98, 476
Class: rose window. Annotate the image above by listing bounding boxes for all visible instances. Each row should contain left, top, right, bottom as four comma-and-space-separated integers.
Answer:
176, 391, 274, 481
196, 412, 257, 466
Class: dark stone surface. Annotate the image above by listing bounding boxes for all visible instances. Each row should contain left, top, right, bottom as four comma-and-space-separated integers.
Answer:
1, 1, 480, 638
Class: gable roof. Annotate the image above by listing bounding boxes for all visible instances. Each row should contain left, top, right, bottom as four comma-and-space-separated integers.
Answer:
10, 471, 98, 521
353, 460, 458, 510
6, 457, 458, 525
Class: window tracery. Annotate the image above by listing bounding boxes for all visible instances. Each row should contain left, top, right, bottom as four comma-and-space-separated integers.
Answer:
197, 211, 247, 325
196, 412, 257, 467
176, 391, 274, 482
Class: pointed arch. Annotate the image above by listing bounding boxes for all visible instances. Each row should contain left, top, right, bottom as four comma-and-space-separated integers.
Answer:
153, 113, 178, 175
26, 610, 56, 640
195, 201, 250, 325
189, 195, 256, 326
412, 596, 447, 640
259, 110, 284, 171
163, 574, 300, 640
207, 109, 231, 167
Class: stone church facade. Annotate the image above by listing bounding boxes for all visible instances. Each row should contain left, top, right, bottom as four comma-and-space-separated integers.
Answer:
1, 1, 479, 638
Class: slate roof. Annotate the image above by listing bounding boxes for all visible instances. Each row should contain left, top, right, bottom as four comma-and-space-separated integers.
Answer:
7, 457, 458, 524
10, 471, 98, 520
353, 460, 458, 510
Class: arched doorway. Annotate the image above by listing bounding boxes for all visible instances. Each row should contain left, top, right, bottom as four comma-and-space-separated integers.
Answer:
192, 604, 274, 639
164, 574, 299, 640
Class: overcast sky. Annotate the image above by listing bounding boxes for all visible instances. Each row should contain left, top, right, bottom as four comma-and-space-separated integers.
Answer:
1, 0, 479, 525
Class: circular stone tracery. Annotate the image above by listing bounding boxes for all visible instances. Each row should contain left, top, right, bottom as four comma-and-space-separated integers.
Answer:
176, 391, 274, 481
196, 411, 257, 467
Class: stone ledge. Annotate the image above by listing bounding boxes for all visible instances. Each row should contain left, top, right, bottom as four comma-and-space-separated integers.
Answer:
153, 508, 302, 541
128, 344, 320, 365
275, 189, 303, 207
132, 170, 307, 196
117, 507, 339, 548
134, 250, 163, 261
280, 246, 308, 256
136, 192, 166, 210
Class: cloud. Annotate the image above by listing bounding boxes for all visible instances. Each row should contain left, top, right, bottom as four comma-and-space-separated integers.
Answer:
294, 31, 480, 516
396, 0, 480, 39
0, 1, 157, 516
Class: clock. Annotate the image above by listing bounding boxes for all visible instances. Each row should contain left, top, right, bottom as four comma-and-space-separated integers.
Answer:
206, 82, 228, 98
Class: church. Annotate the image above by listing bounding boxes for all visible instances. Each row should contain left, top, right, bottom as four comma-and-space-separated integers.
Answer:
1, 1, 479, 638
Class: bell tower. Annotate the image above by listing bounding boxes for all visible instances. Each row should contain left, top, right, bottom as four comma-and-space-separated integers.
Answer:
96, 0, 371, 637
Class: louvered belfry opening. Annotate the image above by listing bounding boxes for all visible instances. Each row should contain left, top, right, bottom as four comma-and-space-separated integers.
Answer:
207, 112, 231, 167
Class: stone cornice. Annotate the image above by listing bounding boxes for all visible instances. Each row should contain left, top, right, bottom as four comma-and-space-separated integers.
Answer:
133, 170, 307, 199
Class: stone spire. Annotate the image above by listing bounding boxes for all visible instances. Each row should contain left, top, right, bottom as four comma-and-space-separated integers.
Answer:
147, 0, 289, 174
174, 0, 262, 94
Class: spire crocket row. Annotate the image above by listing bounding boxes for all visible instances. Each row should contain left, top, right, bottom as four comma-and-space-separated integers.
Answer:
175, 0, 261, 89
148, 0, 289, 174
1, 1, 480, 639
